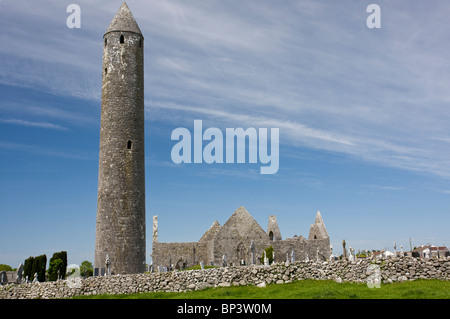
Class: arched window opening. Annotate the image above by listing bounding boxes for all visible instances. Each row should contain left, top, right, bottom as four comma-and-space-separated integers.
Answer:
127, 140, 132, 150
120, 35, 124, 44
269, 231, 274, 241
104, 38, 107, 46
104, 68, 107, 75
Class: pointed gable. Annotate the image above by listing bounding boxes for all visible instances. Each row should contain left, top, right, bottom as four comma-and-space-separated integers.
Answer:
308, 210, 329, 240
215, 206, 268, 241
199, 220, 221, 243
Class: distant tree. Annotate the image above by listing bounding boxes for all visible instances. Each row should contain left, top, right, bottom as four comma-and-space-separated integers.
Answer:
48, 258, 63, 281
48, 251, 67, 281
24, 255, 47, 282
80, 261, 93, 277
34, 255, 47, 282
0, 264, 12, 271
260, 246, 274, 264
24, 257, 34, 281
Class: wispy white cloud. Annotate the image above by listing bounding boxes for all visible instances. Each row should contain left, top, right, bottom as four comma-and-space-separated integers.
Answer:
0, 118, 68, 130
0, 141, 91, 160
3, 0, 450, 179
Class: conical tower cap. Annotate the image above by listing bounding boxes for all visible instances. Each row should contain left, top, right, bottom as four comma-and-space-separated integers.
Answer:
105, 2, 142, 36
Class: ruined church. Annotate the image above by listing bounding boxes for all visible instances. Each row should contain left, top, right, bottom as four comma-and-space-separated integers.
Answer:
152, 206, 331, 269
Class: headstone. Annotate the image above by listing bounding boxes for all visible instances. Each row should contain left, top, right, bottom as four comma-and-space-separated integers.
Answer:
286, 252, 289, 263
222, 254, 227, 267
250, 240, 255, 265
32, 272, 39, 283
16, 263, 23, 283
94, 268, 99, 276
348, 247, 355, 262
100, 268, 105, 276
291, 250, 295, 263
200, 261, 204, 270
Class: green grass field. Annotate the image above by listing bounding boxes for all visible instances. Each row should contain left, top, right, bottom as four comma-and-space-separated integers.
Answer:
73, 279, 449, 299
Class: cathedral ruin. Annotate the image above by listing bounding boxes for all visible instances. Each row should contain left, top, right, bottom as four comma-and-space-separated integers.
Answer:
152, 206, 331, 269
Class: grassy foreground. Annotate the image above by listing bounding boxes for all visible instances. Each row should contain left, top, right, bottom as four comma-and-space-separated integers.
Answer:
73, 279, 449, 299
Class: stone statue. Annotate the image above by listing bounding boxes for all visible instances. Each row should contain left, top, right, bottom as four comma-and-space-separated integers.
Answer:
105, 254, 110, 276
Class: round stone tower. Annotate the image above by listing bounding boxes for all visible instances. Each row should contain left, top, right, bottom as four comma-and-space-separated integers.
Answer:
94, 2, 145, 275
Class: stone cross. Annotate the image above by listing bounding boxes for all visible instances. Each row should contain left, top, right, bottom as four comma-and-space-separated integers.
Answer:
342, 239, 347, 259
250, 240, 255, 265
105, 254, 110, 276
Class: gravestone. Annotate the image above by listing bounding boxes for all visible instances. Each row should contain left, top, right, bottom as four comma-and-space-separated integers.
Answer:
16, 263, 23, 283
250, 240, 255, 265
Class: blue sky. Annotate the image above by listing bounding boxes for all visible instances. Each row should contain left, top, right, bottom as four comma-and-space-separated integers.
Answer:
1, 0, 449, 268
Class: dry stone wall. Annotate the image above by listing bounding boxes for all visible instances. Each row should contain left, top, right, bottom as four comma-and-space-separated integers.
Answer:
1, 257, 448, 299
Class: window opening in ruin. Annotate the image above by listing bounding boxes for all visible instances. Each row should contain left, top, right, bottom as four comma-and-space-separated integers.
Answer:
127, 140, 132, 149
120, 35, 124, 43
269, 231, 274, 241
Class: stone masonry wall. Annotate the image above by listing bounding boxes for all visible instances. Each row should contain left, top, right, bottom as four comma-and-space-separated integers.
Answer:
1, 257, 448, 299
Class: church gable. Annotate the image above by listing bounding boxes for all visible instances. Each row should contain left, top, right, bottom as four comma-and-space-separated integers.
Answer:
211, 206, 269, 266
215, 206, 268, 241
308, 211, 329, 240
199, 220, 221, 243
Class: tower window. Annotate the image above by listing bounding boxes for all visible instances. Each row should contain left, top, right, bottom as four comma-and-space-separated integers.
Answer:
120, 35, 124, 44
127, 140, 132, 149
104, 38, 107, 46
104, 68, 107, 75
139, 38, 142, 47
